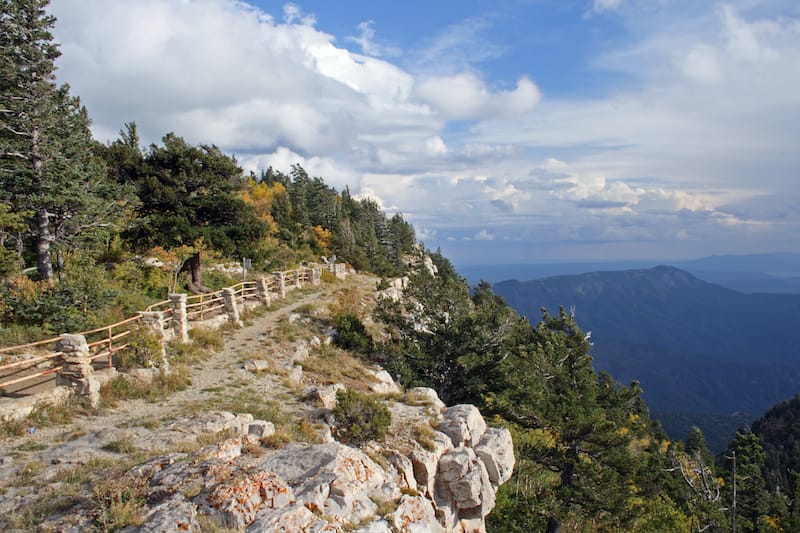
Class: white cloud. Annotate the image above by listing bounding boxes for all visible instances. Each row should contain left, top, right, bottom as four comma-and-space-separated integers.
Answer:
45, 0, 800, 263
475, 229, 495, 241
416, 73, 540, 120
345, 20, 401, 57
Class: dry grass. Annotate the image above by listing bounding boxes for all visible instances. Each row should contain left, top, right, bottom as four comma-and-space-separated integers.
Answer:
299, 347, 370, 390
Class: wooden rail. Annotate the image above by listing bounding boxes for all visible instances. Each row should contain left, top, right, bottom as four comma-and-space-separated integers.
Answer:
0, 265, 320, 395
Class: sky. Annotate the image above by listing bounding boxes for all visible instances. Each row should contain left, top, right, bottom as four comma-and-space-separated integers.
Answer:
48, 0, 800, 265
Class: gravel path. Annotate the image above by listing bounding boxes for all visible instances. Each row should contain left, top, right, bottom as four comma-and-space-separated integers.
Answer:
0, 284, 340, 458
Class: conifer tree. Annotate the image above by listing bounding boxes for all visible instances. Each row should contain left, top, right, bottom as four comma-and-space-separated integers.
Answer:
0, 0, 118, 282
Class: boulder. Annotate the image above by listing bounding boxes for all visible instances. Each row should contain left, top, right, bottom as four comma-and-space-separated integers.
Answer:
368, 369, 401, 395
434, 447, 497, 524
247, 421, 276, 440
407, 387, 446, 415
304, 383, 345, 409
392, 494, 444, 533
437, 405, 487, 448
292, 343, 310, 362
126, 367, 158, 384
475, 428, 515, 486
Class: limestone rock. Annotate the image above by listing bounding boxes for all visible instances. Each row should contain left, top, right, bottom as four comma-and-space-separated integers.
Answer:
393, 495, 444, 533
407, 387, 446, 414
368, 369, 401, 395
437, 405, 487, 448
246, 505, 341, 532
287, 365, 303, 386
126, 367, 157, 384
410, 430, 452, 497
243, 359, 271, 372
352, 520, 392, 533
292, 342, 310, 362
196, 469, 293, 530
247, 421, 275, 440
138, 494, 200, 533
386, 451, 417, 492
258, 443, 386, 526
434, 447, 497, 525
475, 428, 515, 486
304, 383, 345, 409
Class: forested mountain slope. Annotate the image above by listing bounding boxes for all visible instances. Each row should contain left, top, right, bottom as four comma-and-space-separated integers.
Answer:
494, 266, 800, 448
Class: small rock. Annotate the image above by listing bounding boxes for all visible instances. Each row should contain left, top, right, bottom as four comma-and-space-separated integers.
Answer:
247, 421, 276, 440
287, 365, 303, 386
243, 360, 271, 372
304, 383, 345, 409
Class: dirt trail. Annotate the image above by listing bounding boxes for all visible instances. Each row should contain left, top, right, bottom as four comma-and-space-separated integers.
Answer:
0, 280, 356, 456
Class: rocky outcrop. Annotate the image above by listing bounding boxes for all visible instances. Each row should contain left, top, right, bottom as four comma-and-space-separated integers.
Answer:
129, 396, 511, 532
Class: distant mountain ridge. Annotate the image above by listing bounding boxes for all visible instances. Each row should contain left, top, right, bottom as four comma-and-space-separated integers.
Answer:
459, 253, 800, 294
493, 265, 800, 450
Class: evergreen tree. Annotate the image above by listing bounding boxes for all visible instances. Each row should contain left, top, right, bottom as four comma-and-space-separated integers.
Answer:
0, 0, 118, 282
121, 133, 267, 292
724, 429, 769, 532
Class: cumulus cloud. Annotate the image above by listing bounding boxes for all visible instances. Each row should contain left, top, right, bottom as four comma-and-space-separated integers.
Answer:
50, 0, 437, 174
416, 73, 540, 120
45, 0, 800, 264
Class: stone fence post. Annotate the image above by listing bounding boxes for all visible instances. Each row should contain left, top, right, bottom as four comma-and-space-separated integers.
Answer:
273, 272, 286, 299
312, 266, 322, 286
256, 277, 272, 306
334, 263, 347, 280
56, 334, 100, 407
170, 293, 189, 343
295, 269, 303, 288
222, 288, 243, 328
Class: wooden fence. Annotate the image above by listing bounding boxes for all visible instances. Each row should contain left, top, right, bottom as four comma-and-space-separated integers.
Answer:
0, 265, 321, 396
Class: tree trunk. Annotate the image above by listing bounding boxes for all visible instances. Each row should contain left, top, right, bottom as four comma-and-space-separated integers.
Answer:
182, 252, 211, 294
546, 517, 561, 533
35, 207, 53, 284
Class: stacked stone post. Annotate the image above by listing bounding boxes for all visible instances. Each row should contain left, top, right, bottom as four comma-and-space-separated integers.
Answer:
295, 269, 303, 288
273, 272, 286, 299
312, 266, 322, 286
222, 288, 243, 328
56, 334, 100, 407
256, 277, 272, 307
170, 293, 189, 343
334, 263, 347, 280
139, 311, 168, 363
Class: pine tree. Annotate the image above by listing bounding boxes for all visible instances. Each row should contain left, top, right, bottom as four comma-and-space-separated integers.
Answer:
0, 0, 118, 282
724, 429, 769, 532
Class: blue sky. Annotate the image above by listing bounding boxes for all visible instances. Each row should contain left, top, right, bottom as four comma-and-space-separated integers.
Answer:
49, 0, 800, 264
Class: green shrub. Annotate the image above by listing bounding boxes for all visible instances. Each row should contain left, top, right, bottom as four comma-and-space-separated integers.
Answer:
115, 325, 163, 370
332, 389, 391, 446
333, 313, 373, 353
